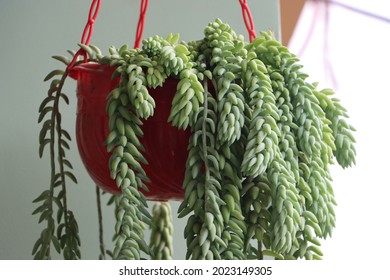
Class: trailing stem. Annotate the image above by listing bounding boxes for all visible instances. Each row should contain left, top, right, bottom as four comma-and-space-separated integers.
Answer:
96, 186, 106, 260
34, 64, 80, 259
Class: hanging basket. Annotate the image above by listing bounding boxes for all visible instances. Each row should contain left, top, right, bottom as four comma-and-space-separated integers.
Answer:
34, 0, 358, 261
70, 63, 190, 200
63, 0, 256, 201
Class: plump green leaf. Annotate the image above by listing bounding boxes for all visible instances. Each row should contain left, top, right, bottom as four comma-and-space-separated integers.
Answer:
32, 203, 48, 215
52, 235, 61, 254
61, 129, 72, 141
32, 190, 51, 203
32, 238, 42, 255
52, 55, 70, 65
38, 96, 55, 113
61, 139, 70, 150
39, 210, 52, 223
44, 70, 65, 82
39, 139, 51, 158
39, 120, 52, 144
62, 159, 73, 169
38, 106, 53, 123
64, 171, 78, 184
60, 93, 69, 104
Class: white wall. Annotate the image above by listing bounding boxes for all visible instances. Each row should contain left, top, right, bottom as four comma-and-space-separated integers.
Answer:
0, 0, 280, 259
288, 0, 390, 265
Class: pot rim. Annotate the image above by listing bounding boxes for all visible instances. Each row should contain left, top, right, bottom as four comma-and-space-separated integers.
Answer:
68, 62, 114, 79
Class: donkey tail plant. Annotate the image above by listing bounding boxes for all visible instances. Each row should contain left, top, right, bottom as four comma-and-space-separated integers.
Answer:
35, 18, 356, 260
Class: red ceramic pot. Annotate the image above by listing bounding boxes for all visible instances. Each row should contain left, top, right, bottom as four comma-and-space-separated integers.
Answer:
69, 63, 189, 201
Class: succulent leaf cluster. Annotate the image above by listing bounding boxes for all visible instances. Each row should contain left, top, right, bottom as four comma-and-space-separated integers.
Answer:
150, 202, 174, 260
35, 19, 356, 260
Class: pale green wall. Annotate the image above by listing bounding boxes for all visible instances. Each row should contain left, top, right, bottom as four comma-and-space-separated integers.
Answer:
0, 0, 280, 259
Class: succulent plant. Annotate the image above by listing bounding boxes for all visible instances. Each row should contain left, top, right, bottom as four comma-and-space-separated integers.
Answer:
34, 18, 356, 260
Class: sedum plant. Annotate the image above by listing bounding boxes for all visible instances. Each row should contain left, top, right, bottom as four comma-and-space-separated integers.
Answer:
34, 19, 356, 260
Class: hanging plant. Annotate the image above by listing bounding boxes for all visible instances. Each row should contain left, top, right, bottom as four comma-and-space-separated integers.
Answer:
33, 1, 356, 260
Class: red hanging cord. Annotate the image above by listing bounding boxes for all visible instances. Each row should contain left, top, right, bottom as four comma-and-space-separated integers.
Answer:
80, 0, 102, 46
67, 0, 254, 72
67, 0, 102, 72
67, 0, 148, 72
134, 0, 149, 49
134, 0, 254, 46
238, 0, 256, 42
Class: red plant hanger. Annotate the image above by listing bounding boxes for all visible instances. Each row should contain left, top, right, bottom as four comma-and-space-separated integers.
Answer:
67, 0, 256, 72
67, 0, 258, 198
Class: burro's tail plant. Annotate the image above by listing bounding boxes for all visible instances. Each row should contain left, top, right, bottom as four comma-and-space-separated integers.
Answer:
34, 19, 356, 260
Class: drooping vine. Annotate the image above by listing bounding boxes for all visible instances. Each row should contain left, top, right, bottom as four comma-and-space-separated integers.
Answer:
34, 55, 81, 259
178, 78, 227, 260
35, 18, 356, 260
150, 202, 174, 260
105, 51, 153, 260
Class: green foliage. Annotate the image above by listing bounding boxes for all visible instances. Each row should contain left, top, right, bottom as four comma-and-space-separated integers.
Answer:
34, 56, 80, 259
150, 202, 174, 259
179, 84, 228, 260
35, 18, 356, 260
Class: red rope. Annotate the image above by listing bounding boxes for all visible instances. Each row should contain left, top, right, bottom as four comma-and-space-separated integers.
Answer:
67, 0, 254, 71
238, 0, 256, 42
134, 0, 149, 49
81, 0, 102, 45
67, 0, 102, 71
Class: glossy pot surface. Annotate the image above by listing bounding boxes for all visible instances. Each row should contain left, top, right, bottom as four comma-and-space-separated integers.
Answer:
71, 63, 189, 200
